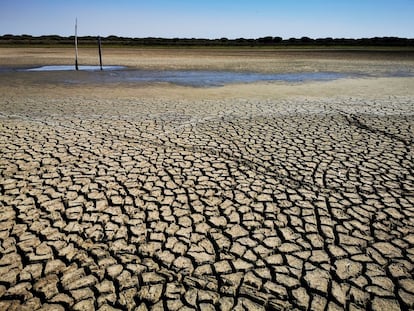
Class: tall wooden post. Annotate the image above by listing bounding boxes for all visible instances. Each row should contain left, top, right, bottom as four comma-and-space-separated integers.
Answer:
98, 36, 103, 70
75, 18, 79, 70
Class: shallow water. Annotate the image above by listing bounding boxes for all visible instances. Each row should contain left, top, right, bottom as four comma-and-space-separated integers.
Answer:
106, 70, 352, 87
25, 65, 125, 71
9, 65, 355, 86
2, 65, 410, 87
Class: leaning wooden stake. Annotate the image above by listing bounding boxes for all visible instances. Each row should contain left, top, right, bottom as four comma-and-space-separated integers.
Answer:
75, 18, 79, 70
98, 36, 103, 70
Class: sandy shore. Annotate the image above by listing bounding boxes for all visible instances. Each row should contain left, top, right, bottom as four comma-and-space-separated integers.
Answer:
0, 48, 414, 310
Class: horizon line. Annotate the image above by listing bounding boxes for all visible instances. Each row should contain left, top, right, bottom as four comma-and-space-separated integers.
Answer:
1, 34, 414, 41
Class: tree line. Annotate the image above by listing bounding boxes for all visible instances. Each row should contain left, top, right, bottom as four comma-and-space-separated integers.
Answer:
1, 34, 413, 47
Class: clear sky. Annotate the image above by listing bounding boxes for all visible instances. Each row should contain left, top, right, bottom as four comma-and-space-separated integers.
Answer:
1, 0, 413, 39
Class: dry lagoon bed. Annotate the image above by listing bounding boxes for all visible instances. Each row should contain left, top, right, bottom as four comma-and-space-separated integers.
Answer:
0, 48, 414, 310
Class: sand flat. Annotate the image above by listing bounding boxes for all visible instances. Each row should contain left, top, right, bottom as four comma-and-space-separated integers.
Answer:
0, 48, 414, 310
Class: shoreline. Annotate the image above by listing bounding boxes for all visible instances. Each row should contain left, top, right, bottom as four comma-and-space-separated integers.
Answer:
1, 75, 413, 101
1, 47, 414, 74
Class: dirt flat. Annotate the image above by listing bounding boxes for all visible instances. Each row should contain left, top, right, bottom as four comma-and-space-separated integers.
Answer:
0, 48, 414, 310
2, 47, 414, 74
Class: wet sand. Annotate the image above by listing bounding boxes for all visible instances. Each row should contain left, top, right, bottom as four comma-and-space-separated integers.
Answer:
0, 48, 414, 310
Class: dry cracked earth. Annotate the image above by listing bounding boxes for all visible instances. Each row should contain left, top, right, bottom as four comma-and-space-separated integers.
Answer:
0, 95, 414, 310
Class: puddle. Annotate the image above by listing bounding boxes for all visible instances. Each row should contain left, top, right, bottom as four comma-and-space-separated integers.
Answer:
107, 70, 352, 87
25, 65, 125, 71
19, 68, 353, 87
3, 65, 411, 87
8, 65, 356, 86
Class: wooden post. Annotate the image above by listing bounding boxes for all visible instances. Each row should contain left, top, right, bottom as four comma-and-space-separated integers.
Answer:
98, 36, 103, 70
75, 18, 79, 70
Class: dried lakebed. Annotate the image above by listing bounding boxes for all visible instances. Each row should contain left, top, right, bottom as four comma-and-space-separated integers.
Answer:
1, 91, 413, 311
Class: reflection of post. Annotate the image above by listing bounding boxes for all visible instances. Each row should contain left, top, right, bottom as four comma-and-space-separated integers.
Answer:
75, 18, 79, 70
98, 36, 103, 70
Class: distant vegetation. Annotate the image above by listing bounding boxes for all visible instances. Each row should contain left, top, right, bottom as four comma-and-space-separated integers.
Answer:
1, 34, 413, 47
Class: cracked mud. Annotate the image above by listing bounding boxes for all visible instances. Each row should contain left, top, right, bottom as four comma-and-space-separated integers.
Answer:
1, 92, 413, 311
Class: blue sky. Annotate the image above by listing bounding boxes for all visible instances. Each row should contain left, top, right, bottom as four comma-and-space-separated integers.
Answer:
1, 0, 413, 38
